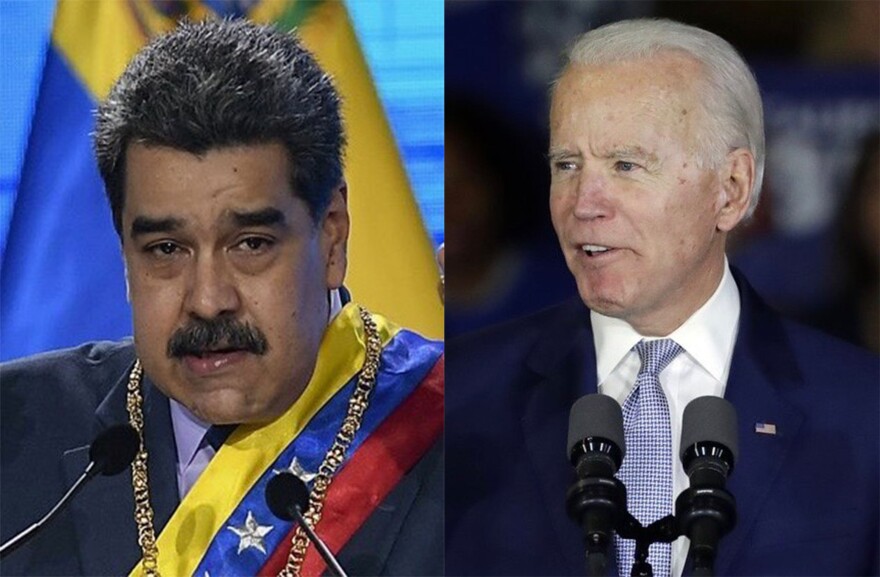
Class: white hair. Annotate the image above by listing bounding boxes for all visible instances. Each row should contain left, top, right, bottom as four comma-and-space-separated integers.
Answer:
562, 19, 765, 217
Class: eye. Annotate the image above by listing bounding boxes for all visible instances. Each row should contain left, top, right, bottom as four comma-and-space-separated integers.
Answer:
614, 160, 639, 173
552, 160, 578, 173
145, 241, 182, 257
233, 236, 275, 253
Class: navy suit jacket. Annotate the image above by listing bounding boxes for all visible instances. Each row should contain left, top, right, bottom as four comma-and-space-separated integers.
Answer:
0, 342, 443, 576
446, 272, 879, 575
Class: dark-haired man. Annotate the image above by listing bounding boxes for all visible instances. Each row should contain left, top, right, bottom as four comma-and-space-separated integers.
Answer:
1, 19, 443, 576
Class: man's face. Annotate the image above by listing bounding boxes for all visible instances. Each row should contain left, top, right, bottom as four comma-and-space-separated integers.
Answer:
549, 53, 747, 335
122, 142, 348, 424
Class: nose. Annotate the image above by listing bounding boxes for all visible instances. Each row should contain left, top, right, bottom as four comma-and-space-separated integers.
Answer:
573, 172, 613, 221
184, 253, 241, 320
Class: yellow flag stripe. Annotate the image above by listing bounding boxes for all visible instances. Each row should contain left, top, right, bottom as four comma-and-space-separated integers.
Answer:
52, 0, 145, 101
296, 1, 443, 339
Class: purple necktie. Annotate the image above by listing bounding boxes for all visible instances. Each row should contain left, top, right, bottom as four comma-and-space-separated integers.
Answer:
615, 339, 682, 577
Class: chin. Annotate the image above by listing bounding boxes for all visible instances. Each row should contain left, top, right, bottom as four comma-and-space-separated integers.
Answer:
187, 394, 271, 426
577, 279, 626, 316
582, 297, 628, 319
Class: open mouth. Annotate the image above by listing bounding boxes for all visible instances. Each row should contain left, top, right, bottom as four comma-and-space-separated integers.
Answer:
581, 244, 615, 257
183, 348, 250, 376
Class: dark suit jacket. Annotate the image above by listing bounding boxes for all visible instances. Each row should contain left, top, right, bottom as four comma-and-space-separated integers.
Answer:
446, 272, 879, 576
0, 341, 443, 576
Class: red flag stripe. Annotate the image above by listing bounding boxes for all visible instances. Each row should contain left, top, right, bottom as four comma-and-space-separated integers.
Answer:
259, 355, 444, 576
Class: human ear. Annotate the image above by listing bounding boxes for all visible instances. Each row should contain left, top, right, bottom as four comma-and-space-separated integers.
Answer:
322, 182, 350, 289
716, 148, 754, 232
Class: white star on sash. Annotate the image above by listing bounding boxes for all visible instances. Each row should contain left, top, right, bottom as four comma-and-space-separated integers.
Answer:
227, 510, 274, 554
273, 455, 316, 483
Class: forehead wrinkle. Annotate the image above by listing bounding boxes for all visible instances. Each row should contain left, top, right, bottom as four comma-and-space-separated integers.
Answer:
596, 144, 660, 163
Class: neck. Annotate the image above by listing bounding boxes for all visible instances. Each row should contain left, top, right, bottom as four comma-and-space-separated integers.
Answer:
628, 255, 726, 337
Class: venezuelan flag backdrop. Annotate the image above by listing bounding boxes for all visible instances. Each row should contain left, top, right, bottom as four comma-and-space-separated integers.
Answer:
0, 0, 442, 361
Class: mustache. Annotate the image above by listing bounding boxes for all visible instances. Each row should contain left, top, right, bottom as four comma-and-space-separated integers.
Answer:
166, 316, 269, 358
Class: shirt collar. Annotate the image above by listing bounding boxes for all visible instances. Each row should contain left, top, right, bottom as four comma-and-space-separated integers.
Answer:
592, 260, 740, 383
171, 399, 210, 468
169, 288, 344, 466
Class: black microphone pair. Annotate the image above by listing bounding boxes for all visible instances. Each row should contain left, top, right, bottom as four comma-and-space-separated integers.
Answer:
1, 427, 348, 577
566, 394, 738, 577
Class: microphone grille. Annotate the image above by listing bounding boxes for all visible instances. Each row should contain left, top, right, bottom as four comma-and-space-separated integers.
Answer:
567, 394, 625, 459
266, 472, 310, 521
88, 425, 140, 476
680, 396, 738, 463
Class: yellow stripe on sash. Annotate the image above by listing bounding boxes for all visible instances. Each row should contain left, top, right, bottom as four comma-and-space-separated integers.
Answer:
129, 303, 399, 576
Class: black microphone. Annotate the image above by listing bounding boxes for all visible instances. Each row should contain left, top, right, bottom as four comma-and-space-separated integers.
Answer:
676, 396, 739, 576
0, 424, 140, 559
265, 472, 348, 577
565, 394, 627, 577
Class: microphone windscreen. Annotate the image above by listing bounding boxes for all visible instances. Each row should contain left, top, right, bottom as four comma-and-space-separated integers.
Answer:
88, 425, 140, 476
266, 472, 310, 521
680, 396, 738, 463
567, 394, 625, 459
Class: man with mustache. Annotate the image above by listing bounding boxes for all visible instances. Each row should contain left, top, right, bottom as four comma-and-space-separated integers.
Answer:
0, 19, 443, 576
446, 18, 878, 576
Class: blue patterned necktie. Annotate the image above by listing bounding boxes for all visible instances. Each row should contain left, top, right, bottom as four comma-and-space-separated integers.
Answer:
615, 339, 682, 577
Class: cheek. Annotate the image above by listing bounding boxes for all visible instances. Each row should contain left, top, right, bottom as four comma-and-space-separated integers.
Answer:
250, 254, 324, 333
549, 191, 569, 236
128, 270, 184, 329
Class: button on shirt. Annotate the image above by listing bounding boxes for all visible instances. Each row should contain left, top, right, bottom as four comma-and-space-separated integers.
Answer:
591, 261, 740, 577
171, 288, 344, 499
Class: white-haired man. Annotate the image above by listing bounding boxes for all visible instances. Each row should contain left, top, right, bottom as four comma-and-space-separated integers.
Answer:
446, 18, 878, 576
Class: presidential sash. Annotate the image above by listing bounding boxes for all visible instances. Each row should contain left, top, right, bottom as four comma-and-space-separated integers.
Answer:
129, 303, 443, 576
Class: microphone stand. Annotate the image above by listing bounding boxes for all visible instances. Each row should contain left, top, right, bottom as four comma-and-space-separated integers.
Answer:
1, 462, 98, 558
616, 513, 680, 577
675, 485, 737, 577
566, 475, 627, 577
291, 507, 348, 577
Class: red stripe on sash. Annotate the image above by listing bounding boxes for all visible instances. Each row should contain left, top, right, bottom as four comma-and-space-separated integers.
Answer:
259, 354, 444, 576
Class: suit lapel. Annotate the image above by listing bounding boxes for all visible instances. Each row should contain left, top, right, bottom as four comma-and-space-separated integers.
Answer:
138, 373, 181, 534
713, 273, 805, 575
520, 300, 605, 575
62, 361, 180, 575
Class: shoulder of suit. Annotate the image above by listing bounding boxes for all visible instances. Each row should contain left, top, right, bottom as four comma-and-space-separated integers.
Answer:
448, 297, 588, 353
0, 340, 136, 399
781, 317, 879, 379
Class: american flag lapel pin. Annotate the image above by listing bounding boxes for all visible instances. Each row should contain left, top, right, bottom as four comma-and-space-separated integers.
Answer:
755, 422, 777, 435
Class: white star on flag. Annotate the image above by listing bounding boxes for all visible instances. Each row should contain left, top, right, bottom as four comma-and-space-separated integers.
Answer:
273, 455, 317, 483
227, 510, 274, 555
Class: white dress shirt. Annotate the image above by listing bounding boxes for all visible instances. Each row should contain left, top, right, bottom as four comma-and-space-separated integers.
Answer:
171, 288, 344, 498
591, 261, 740, 577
